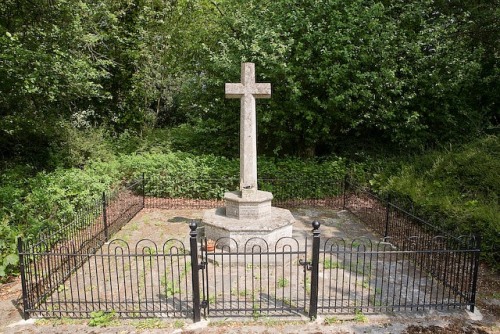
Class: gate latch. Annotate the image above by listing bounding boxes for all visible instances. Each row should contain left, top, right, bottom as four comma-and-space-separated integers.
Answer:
201, 299, 208, 310
299, 259, 312, 271
198, 261, 207, 270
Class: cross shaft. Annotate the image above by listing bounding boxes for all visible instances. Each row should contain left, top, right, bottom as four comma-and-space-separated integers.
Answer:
225, 63, 271, 193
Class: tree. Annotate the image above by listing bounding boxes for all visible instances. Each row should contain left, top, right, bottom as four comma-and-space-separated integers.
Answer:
0, 0, 110, 166
174, 0, 496, 156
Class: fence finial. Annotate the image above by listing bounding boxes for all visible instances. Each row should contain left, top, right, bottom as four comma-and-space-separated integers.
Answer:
312, 220, 320, 231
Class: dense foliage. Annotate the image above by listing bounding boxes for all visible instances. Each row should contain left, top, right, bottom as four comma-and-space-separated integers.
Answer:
373, 136, 500, 268
1, 0, 498, 164
0, 145, 347, 279
0, 1, 498, 277
174, 0, 497, 156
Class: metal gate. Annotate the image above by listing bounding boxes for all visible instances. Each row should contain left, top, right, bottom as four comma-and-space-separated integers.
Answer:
186, 224, 311, 321
188, 220, 479, 321
199, 236, 311, 318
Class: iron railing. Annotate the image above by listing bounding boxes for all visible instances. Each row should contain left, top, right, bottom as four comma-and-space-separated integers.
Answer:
343, 180, 481, 312
142, 175, 344, 210
18, 181, 143, 319
202, 236, 310, 318
18, 175, 481, 321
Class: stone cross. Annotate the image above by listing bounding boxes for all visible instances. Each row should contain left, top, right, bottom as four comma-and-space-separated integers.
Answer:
225, 63, 271, 193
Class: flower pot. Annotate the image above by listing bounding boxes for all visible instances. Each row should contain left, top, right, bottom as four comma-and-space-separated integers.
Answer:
204, 240, 216, 252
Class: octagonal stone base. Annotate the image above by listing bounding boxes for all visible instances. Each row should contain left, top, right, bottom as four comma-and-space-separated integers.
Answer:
202, 206, 294, 251
224, 190, 273, 220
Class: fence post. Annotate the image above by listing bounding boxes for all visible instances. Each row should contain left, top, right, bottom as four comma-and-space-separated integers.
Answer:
102, 192, 108, 242
142, 172, 145, 208
342, 175, 348, 210
469, 235, 481, 313
384, 194, 391, 238
308, 221, 321, 320
189, 221, 202, 323
17, 237, 30, 320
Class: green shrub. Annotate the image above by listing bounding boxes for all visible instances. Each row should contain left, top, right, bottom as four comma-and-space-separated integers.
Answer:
374, 136, 499, 269
0, 159, 123, 280
123, 152, 348, 199
49, 122, 115, 169
88, 310, 116, 327
0, 216, 19, 280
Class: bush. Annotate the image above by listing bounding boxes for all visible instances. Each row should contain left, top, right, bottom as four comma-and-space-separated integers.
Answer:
0, 216, 19, 280
49, 122, 115, 169
373, 136, 500, 269
0, 159, 123, 279
120, 152, 348, 199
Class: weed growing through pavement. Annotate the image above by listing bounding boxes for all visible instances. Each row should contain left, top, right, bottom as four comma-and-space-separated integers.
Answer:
278, 277, 289, 288
132, 319, 167, 330
323, 258, 344, 269
354, 309, 368, 323
88, 310, 117, 327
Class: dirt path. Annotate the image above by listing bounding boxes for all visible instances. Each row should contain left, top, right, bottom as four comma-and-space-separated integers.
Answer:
1, 207, 498, 334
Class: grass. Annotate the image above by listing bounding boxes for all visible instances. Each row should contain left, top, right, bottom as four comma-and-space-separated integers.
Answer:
324, 316, 340, 325
252, 293, 261, 320
323, 258, 344, 269
208, 294, 216, 304
232, 288, 251, 297
208, 319, 308, 327
370, 295, 383, 307
163, 279, 181, 297
347, 261, 371, 275
36, 318, 85, 326
160, 260, 191, 297
324, 310, 369, 325
351, 240, 362, 248
131, 319, 167, 329
357, 279, 370, 289
278, 277, 289, 288
88, 310, 117, 327
173, 319, 185, 329
128, 222, 139, 231
354, 309, 368, 323
376, 135, 500, 269
279, 297, 296, 308
304, 276, 311, 295
252, 304, 261, 320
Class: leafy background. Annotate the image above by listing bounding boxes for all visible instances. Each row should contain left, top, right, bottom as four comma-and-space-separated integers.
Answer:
0, 0, 498, 278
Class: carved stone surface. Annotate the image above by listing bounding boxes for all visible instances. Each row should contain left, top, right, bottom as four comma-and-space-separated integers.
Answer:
224, 190, 273, 220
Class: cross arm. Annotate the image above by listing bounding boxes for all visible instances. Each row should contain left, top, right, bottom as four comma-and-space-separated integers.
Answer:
252, 83, 271, 98
225, 83, 245, 98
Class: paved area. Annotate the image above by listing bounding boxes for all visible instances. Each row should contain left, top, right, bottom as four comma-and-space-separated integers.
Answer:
1, 207, 498, 333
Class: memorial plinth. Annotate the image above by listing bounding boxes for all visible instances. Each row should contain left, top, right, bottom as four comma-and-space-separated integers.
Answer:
202, 63, 294, 250
224, 190, 272, 219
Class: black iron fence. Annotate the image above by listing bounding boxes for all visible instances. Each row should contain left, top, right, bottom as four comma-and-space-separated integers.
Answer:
202, 235, 310, 318
343, 181, 481, 312
18, 175, 480, 321
18, 181, 143, 319
317, 235, 480, 313
142, 175, 345, 210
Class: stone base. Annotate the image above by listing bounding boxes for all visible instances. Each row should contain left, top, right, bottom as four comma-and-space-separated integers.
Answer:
224, 190, 273, 220
202, 206, 294, 251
